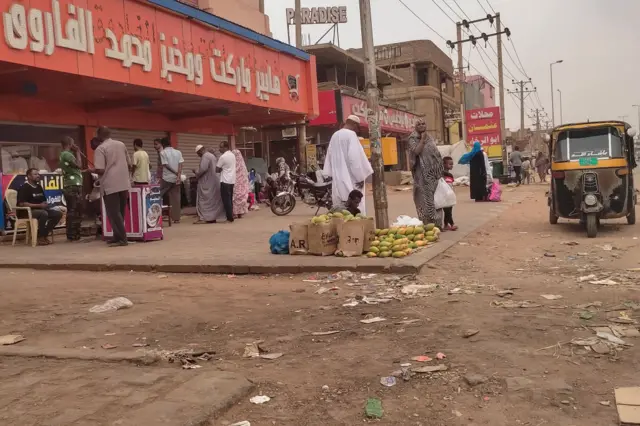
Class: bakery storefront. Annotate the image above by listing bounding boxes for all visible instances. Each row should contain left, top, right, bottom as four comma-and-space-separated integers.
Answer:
307, 89, 420, 171
0, 0, 318, 233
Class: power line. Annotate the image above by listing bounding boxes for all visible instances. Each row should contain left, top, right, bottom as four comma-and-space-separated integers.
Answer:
484, 0, 496, 14
441, 0, 465, 22
397, 0, 447, 43
476, 0, 489, 14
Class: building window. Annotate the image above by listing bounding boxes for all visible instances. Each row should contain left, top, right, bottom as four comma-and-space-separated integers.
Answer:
416, 67, 429, 86
374, 46, 401, 61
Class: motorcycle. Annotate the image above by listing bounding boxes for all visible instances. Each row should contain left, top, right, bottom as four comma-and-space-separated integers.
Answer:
270, 164, 333, 216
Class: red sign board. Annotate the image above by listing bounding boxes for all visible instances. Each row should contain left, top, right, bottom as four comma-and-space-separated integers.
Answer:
341, 95, 419, 134
466, 107, 502, 146
308, 90, 338, 126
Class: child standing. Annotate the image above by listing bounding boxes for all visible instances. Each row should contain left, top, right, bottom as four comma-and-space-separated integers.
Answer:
442, 156, 457, 231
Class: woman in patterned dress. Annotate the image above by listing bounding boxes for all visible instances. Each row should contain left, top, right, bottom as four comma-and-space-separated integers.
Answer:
408, 119, 444, 227
231, 149, 250, 218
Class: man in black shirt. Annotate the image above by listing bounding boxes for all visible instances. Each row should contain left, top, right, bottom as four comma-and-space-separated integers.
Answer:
17, 168, 62, 245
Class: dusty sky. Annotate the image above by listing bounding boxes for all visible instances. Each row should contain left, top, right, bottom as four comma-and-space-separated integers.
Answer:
265, 0, 640, 131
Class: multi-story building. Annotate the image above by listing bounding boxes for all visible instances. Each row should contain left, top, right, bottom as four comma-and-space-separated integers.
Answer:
351, 40, 457, 143
179, 0, 271, 36
465, 75, 496, 108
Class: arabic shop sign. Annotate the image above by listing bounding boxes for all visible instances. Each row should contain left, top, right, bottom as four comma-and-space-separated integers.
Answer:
341, 95, 419, 134
0, 0, 308, 113
286, 6, 347, 25
466, 106, 502, 146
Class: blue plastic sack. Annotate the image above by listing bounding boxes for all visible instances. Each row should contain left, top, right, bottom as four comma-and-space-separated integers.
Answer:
269, 230, 290, 254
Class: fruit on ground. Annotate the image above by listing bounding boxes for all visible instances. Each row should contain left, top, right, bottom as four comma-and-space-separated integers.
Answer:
369, 246, 380, 254
425, 223, 435, 231
367, 252, 377, 258
392, 251, 406, 258
379, 251, 392, 258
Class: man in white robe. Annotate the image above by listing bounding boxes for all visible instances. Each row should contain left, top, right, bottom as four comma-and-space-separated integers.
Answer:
323, 115, 373, 215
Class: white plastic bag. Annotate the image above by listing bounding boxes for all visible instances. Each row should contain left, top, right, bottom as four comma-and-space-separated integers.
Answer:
89, 297, 133, 313
392, 215, 423, 227
434, 178, 457, 209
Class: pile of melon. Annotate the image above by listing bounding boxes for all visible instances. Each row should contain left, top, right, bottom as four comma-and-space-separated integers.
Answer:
367, 223, 440, 258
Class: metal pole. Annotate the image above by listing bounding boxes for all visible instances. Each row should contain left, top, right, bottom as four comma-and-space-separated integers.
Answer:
359, 0, 388, 228
496, 13, 507, 168
457, 23, 466, 142
519, 81, 525, 140
295, 0, 302, 48
557, 89, 563, 124
550, 63, 555, 128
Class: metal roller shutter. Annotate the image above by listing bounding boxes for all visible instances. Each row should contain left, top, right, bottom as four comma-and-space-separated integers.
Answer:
177, 133, 228, 178
110, 129, 168, 151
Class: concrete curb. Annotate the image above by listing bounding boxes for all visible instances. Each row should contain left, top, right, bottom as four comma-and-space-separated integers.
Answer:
0, 241, 456, 275
0, 346, 159, 365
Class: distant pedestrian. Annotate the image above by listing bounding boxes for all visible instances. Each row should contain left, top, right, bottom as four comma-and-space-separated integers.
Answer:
131, 138, 150, 185
510, 146, 523, 186
535, 152, 547, 183
93, 126, 131, 247
250, 168, 262, 202
232, 149, 249, 219
442, 156, 457, 230
216, 141, 236, 222
521, 157, 532, 184
157, 137, 184, 223
192, 145, 225, 224
59, 136, 83, 241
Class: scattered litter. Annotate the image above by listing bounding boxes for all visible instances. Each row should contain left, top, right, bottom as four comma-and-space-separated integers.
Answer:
571, 337, 600, 346
436, 352, 446, 359
250, 395, 271, 405
577, 274, 597, 283
577, 252, 589, 256
229, 422, 251, 426
518, 231, 528, 234
365, 398, 384, 419
544, 253, 556, 258
400, 363, 412, 381
104, 332, 116, 336
342, 300, 359, 307
89, 297, 133, 313
591, 342, 611, 354
311, 330, 340, 336
182, 364, 201, 370
590, 279, 619, 286
463, 329, 479, 338
541, 294, 563, 300
360, 317, 386, 324
0, 334, 25, 345
562, 241, 579, 246
496, 290, 514, 297
452, 410, 463, 417
395, 319, 421, 325
158, 275, 168, 279
132, 343, 149, 348
458, 242, 469, 246
322, 385, 329, 391
627, 268, 640, 272
380, 376, 397, 387
599, 401, 611, 407
615, 387, 640, 424
316, 287, 339, 295
260, 353, 284, 360
596, 331, 627, 346
243, 341, 266, 358
580, 311, 595, 320
602, 244, 614, 251
411, 355, 432, 362
413, 364, 448, 373
575, 301, 602, 309
101, 343, 117, 350
401, 284, 438, 296
561, 400, 570, 405
492, 300, 541, 308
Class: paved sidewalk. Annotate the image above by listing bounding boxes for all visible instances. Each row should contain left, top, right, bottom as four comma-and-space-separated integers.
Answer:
0, 188, 536, 274
0, 358, 251, 426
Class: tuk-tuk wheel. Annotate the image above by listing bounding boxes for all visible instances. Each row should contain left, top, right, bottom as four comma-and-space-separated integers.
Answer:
586, 214, 598, 238
549, 208, 559, 225
627, 205, 636, 225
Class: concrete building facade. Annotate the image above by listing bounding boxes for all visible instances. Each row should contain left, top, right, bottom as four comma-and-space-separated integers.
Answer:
183, 0, 271, 36
351, 40, 457, 143
465, 75, 496, 108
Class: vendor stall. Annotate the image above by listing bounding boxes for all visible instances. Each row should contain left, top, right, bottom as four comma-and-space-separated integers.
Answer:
101, 184, 163, 242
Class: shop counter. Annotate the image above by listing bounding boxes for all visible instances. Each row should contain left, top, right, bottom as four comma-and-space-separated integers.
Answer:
101, 184, 163, 242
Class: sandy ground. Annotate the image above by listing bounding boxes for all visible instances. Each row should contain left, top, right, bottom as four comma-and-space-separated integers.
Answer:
1, 184, 640, 425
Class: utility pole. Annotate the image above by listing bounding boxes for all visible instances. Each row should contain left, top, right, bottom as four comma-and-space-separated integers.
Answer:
294, 0, 302, 48
447, 13, 510, 165
507, 79, 536, 141
456, 23, 466, 142
496, 13, 507, 168
528, 108, 543, 152
359, 0, 388, 228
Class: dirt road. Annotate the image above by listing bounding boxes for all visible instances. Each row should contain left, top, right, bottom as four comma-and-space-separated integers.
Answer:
1, 185, 639, 425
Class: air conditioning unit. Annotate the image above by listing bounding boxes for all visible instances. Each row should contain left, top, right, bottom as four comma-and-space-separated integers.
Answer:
282, 127, 298, 138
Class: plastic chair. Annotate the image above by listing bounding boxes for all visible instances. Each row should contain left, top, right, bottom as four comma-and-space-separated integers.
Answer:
5, 191, 38, 247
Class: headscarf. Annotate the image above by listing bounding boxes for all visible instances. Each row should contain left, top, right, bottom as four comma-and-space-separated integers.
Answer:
232, 149, 248, 179
459, 141, 482, 165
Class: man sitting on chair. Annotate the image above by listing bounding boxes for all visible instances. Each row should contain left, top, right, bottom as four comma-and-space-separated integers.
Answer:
16, 168, 62, 246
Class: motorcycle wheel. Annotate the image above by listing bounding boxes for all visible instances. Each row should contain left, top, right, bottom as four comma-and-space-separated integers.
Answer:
271, 193, 296, 216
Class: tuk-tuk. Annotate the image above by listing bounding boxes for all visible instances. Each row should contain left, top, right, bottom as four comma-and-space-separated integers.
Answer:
546, 120, 637, 238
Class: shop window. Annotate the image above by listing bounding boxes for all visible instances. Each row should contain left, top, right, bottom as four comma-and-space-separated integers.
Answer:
0, 143, 60, 174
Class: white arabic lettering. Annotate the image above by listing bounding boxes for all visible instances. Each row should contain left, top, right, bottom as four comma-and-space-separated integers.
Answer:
105, 29, 152, 72
3, 0, 93, 55
256, 66, 280, 101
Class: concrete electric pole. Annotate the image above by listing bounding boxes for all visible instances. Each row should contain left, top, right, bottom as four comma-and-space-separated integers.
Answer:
292, 0, 307, 173
549, 60, 563, 127
456, 23, 466, 142
447, 13, 510, 165
528, 108, 543, 152
508, 79, 536, 141
294, 0, 302, 48
359, 0, 388, 228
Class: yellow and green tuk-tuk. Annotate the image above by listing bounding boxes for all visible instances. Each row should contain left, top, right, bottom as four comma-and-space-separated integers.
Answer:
546, 121, 637, 238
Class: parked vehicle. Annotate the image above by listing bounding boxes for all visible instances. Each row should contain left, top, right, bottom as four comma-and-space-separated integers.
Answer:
270, 169, 333, 217
546, 120, 637, 238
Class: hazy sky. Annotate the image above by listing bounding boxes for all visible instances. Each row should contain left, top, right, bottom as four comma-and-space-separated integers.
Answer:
265, 0, 640, 131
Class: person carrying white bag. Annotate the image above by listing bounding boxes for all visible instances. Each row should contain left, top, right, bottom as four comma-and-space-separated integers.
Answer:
435, 156, 458, 231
